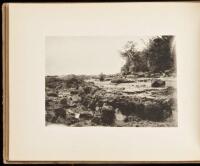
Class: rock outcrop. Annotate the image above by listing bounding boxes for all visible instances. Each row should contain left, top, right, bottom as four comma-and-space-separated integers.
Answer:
45, 75, 176, 126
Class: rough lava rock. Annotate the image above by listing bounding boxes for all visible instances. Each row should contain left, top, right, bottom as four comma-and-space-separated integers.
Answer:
79, 112, 93, 120
151, 79, 166, 87
101, 103, 115, 125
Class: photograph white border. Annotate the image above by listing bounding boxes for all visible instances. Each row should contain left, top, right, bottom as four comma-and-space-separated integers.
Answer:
7, 2, 200, 162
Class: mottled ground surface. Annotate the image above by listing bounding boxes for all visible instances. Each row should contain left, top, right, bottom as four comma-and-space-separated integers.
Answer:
45, 75, 177, 127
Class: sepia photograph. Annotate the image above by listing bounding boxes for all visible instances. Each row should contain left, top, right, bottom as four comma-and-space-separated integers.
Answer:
5, 2, 200, 163
45, 36, 177, 127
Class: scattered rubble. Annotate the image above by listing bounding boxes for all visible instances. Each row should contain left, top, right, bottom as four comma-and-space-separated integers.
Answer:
45, 75, 176, 127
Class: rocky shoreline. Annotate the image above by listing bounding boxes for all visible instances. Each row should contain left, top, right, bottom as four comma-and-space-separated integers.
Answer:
45, 74, 177, 127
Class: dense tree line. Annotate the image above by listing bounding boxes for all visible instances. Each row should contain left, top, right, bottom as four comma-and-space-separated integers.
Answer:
120, 36, 176, 75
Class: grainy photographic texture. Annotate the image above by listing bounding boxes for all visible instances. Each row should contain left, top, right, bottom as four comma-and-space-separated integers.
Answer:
45, 36, 177, 127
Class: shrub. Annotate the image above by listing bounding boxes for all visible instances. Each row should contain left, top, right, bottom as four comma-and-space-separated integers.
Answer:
64, 75, 84, 88
99, 73, 105, 81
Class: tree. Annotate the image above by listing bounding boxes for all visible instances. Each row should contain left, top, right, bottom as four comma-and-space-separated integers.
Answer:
146, 36, 175, 72
120, 41, 148, 74
119, 36, 175, 75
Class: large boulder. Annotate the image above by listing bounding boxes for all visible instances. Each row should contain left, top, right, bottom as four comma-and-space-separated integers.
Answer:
107, 95, 138, 116
105, 94, 172, 122
101, 104, 115, 125
54, 108, 66, 119
60, 98, 69, 107
47, 92, 58, 97
151, 79, 165, 87
79, 112, 93, 120
137, 100, 172, 121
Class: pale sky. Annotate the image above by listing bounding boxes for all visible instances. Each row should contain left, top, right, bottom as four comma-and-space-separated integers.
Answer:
45, 36, 151, 75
